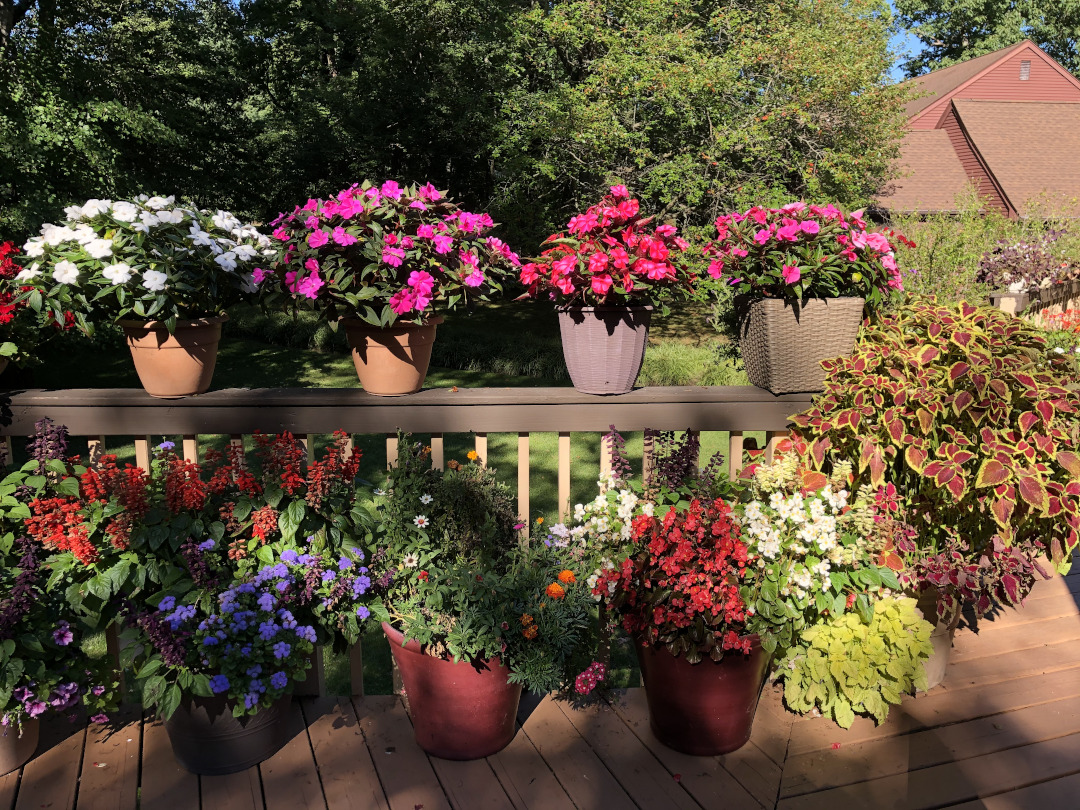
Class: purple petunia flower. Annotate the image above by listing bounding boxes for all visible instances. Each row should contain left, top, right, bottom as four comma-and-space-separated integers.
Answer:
90, 713, 109, 724
53, 621, 74, 646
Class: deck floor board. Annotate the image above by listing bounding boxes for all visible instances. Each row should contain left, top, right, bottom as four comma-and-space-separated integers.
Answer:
4, 574, 1078, 809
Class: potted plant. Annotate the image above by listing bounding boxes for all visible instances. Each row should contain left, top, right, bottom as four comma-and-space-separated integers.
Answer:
15, 195, 272, 397
978, 230, 1079, 316
369, 438, 593, 759
704, 203, 906, 394
518, 186, 697, 394
124, 546, 376, 774
0, 420, 119, 774
264, 181, 521, 395
791, 300, 1080, 686
0, 240, 48, 375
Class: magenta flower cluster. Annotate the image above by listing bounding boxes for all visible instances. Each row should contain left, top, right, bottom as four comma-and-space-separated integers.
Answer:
262, 180, 521, 327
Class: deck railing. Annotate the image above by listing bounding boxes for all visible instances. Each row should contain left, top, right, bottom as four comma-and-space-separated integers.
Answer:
0, 385, 814, 697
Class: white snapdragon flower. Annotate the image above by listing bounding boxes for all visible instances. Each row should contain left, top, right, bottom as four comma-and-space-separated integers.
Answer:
23, 238, 45, 257
81, 199, 112, 217
110, 201, 140, 222
215, 252, 237, 272
145, 195, 174, 210
84, 239, 113, 259
232, 244, 259, 262
53, 260, 80, 285
102, 263, 133, 284
142, 269, 168, 292
41, 224, 77, 246
15, 263, 41, 281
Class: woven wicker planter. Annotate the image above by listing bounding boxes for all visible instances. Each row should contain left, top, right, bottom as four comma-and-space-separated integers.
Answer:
556, 305, 652, 395
737, 297, 863, 394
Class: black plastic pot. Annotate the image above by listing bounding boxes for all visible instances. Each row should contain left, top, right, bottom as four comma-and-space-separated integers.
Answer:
164, 694, 292, 775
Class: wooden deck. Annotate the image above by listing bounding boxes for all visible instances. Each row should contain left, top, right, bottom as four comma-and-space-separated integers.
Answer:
3, 569, 1078, 810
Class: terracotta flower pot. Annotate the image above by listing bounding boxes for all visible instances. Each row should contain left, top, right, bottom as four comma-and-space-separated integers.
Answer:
636, 637, 769, 755
0, 718, 39, 776
383, 622, 522, 760
556, 305, 652, 395
341, 317, 442, 396
119, 314, 227, 399
736, 297, 864, 394
164, 694, 292, 775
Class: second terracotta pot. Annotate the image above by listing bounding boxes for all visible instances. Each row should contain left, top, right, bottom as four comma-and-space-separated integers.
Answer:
120, 314, 227, 399
637, 638, 769, 755
342, 317, 442, 396
383, 622, 521, 760
0, 718, 39, 776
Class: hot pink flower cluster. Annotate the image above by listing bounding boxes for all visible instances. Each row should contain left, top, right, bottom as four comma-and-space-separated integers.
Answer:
520, 186, 698, 306
264, 181, 520, 327
705, 202, 907, 310
574, 661, 607, 695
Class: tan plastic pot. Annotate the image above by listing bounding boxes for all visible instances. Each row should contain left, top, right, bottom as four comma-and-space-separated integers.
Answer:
737, 297, 863, 394
341, 317, 442, 396
556, 305, 652, 395
0, 718, 38, 776
119, 314, 227, 399
915, 587, 962, 691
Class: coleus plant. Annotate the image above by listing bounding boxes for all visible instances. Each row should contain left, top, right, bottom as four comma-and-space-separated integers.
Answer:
790, 299, 1080, 617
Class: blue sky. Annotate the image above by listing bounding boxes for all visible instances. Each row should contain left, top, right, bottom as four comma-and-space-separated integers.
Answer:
888, 1, 921, 83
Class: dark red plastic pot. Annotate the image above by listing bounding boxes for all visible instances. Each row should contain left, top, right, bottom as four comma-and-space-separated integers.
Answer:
164, 694, 292, 775
383, 622, 522, 760
636, 637, 769, 755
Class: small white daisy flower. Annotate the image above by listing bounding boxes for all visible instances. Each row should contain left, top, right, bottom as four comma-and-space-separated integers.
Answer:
402, 552, 419, 568
420, 494, 433, 505
413, 515, 430, 529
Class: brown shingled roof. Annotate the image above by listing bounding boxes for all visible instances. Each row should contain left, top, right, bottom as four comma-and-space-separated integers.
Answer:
876, 130, 971, 213
952, 100, 1080, 217
901, 43, 1025, 118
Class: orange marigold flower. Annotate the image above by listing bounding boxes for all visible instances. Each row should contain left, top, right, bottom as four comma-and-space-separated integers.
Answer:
523, 625, 538, 640
558, 569, 576, 584
536, 517, 544, 525
520, 613, 534, 626
467, 450, 479, 461
545, 582, 566, 599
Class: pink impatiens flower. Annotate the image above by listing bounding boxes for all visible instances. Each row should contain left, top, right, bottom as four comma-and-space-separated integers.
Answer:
382, 246, 406, 267
708, 259, 725, 279
433, 234, 454, 254
609, 185, 630, 199
380, 180, 403, 200
800, 220, 820, 235
298, 271, 324, 299
591, 273, 613, 295
408, 270, 435, 295
389, 288, 415, 314
272, 227, 290, 241
308, 229, 329, 248
304, 257, 320, 274
332, 227, 357, 246
416, 224, 435, 239
754, 229, 772, 245
464, 269, 485, 287
782, 264, 801, 284
252, 267, 270, 284
418, 182, 442, 201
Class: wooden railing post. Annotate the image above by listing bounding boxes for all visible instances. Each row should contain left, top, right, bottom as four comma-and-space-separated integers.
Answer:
182, 435, 199, 463
430, 433, 444, 470
474, 432, 487, 466
728, 430, 744, 480
134, 436, 152, 470
557, 432, 571, 522
517, 432, 530, 530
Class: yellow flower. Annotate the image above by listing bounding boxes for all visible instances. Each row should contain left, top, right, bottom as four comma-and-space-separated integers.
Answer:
467, 450, 479, 461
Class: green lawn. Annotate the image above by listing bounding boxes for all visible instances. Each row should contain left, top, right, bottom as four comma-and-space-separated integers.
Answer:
17, 303, 757, 695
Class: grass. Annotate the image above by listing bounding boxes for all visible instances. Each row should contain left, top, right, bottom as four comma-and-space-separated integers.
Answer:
17, 304, 758, 695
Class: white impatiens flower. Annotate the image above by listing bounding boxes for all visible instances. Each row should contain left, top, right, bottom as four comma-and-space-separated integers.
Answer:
142, 269, 168, 292
72, 224, 96, 245
15, 264, 41, 281
214, 252, 238, 272
1054, 347, 1066, 354
419, 494, 433, 505
84, 239, 113, 259
22, 238, 45, 258
402, 552, 419, 568
413, 514, 430, 529
140, 211, 161, 229
81, 199, 112, 217
41, 224, 76, 246
110, 201, 140, 222
63, 204, 85, 220
212, 210, 241, 231
53, 260, 80, 285
189, 225, 214, 247
232, 244, 259, 262
101, 263, 133, 284
145, 195, 174, 210
156, 208, 185, 225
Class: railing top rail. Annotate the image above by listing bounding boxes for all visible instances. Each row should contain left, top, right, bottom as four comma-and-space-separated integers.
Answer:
0, 386, 814, 435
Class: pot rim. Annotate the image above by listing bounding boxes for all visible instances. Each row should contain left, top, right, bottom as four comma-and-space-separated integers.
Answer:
382, 621, 506, 669
340, 315, 444, 330
555, 303, 655, 313
118, 313, 229, 329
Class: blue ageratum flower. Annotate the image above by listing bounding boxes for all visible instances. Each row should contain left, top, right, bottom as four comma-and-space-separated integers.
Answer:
209, 674, 230, 694
270, 671, 289, 690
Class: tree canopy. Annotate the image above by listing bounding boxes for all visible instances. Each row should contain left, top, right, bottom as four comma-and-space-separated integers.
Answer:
0, 0, 907, 246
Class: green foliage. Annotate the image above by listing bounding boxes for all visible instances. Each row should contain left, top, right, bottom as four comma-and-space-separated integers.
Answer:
791, 299, 1080, 609
894, 0, 1080, 76
777, 596, 933, 728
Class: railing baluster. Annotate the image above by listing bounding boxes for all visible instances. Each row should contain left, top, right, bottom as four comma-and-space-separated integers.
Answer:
350, 643, 365, 698
642, 430, 655, 488
599, 433, 613, 479
0, 436, 11, 469
518, 432, 530, 530
86, 435, 106, 467
299, 434, 311, 464
134, 436, 151, 470
182, 435, 198, 463
728, 430, 744, 480
386, 433, 398, 469
557, 432, 571, 522
474, 432, 487, 466
430, 433, 444, 471
295, 646, 326, 696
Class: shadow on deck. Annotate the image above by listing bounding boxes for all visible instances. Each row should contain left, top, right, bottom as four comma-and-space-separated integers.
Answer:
3, 568, 1079, 810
